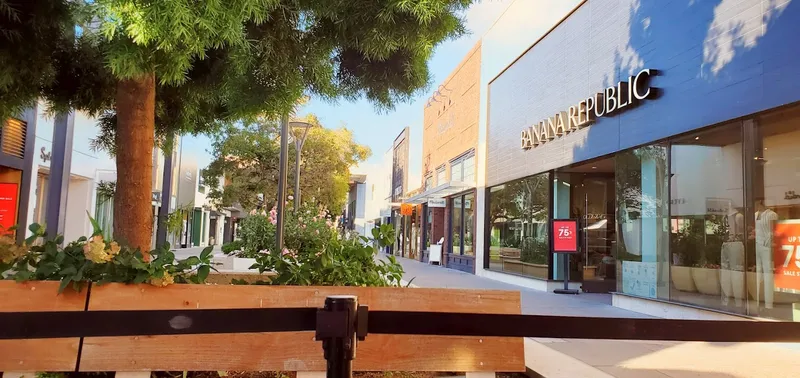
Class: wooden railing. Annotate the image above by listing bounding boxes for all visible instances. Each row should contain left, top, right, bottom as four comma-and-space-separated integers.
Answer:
0, 281, 524, 376
4, 280, 800, 378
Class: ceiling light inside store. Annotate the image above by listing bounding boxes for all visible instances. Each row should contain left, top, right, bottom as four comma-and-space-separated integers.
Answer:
695, 136, 700, 140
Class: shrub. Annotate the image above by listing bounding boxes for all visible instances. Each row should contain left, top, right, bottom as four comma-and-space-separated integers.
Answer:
237, 204, 336, 258
0, 217, 215, 292
247, 223, 403, 286
520, 237, 548, 265
221, 240, 243, 255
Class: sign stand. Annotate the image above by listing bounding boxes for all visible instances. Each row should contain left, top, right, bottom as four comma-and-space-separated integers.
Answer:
552, 219, 580, 295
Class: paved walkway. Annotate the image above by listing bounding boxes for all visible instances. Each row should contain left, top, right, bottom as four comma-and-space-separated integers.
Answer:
393, 255, 800, 378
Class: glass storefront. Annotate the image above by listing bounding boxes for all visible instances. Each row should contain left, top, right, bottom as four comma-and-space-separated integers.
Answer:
484, 103, 800, 320
486, 172, 550, 279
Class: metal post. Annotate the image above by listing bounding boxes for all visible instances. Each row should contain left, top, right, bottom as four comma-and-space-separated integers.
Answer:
276, 114, 290, 251
294, 142, 301, 211
45, 111, 75, 239
319, 296, 358, 378
156, 142, 174, 248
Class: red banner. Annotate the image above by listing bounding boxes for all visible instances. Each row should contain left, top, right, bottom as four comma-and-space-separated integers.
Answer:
774, 220, 800, 291
553, 219, 578, 253
0, 183, 18, 234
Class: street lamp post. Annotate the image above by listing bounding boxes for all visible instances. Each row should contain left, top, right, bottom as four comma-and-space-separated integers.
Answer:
276, 117, 313, 252
289, 120, 314, 211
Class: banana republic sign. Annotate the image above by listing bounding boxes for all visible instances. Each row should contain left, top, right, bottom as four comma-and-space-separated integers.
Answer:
521, 68, 656, 150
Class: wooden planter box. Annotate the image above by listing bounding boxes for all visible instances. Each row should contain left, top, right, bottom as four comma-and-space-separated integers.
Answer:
0, 281, 524, 374
501, 258, 548, 278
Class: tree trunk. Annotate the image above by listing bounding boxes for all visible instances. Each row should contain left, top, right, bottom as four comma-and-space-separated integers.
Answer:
114, 73, 156, 259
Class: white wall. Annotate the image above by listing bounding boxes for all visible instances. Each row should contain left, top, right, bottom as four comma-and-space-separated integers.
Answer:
26, 104, 117, 240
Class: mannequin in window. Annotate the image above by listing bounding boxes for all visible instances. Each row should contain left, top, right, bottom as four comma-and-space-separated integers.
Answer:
754, 198, 779, 309
720, 204, 745, 306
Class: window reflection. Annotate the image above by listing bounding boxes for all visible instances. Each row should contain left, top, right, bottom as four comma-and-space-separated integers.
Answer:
670, 122, 745, 313
486, 173, 550, 279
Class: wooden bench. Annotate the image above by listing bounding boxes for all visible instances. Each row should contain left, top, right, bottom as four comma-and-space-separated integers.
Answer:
0, 281, 524, 377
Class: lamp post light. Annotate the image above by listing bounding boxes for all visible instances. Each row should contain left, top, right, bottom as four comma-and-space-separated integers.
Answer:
276, 116, 314, 252
289, 120, 314, 211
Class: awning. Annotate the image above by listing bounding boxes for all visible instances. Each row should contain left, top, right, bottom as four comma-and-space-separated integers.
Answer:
403, 181, 474, 205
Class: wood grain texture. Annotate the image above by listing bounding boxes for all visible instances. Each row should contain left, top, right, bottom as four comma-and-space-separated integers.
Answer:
0, 281, 87, 371
81, 284, 524, 372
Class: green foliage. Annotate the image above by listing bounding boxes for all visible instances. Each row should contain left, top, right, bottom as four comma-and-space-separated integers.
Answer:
165, 205, 192, 242
0, 221, 216, 293
236, 204, 336, 258
520, 237, 548, 265
3, 0, 472, 145
0, 0, 76, 120
221, 240, 244, 255
249, 223, 403, 286
96, 180, 116, 202
203, 114, 370, 212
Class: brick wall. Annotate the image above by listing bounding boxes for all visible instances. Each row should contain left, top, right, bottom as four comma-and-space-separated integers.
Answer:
486, 0, 800, 187
422, 41, 482, 186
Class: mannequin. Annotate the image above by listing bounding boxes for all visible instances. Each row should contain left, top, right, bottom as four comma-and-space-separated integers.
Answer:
755, 199, 779, 309
720, 204, 745, 306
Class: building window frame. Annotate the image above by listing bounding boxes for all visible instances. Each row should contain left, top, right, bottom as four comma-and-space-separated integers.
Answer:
449, 150, 476, 183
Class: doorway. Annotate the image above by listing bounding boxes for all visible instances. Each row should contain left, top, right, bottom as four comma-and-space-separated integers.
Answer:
554, 158, 617, 293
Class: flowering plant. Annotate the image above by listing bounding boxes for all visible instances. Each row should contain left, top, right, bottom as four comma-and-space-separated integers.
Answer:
1, 215, 216, 293
236, 204, 336, 258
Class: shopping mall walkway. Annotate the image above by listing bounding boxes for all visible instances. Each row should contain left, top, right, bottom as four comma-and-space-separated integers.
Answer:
393, 256, 800, 378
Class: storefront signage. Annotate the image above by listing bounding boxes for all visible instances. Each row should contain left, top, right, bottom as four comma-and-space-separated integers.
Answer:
427, 198, 446, 208
774, 220, 800, 291
552, 219, 578, 253
521, 68, 656, 150
0, 183, 18, 233
400, 204, 414, 216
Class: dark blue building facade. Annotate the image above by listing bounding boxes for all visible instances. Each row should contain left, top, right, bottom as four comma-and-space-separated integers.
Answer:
485, 0, 800, 320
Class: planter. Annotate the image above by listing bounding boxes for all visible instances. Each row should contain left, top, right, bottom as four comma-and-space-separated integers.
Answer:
671, 266, 696, 292
0, 281, 524, 374
502, 258, 548, 278
691, 267, 721, 295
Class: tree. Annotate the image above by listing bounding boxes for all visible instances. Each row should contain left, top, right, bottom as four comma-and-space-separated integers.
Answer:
203, 115, 370, 213
0, 0, 471, 254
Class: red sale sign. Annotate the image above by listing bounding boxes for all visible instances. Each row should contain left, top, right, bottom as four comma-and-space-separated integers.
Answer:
774, 220, 800, 291
553, 219, 578, 253
0, 183, 18, 234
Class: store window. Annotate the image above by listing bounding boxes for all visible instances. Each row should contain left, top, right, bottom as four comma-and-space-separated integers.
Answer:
485, 172, 550, 279
449, 192, 475, 257
616, 145, 669, 300
747, 105, 800, 320
451, 196, 462, 254
670, 122, 744, 313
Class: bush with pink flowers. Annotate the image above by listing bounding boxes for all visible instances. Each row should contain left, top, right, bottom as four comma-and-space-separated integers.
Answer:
235, 204, 336, 259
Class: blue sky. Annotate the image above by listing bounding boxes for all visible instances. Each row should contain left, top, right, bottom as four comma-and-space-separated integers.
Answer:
181, 0, 516, 176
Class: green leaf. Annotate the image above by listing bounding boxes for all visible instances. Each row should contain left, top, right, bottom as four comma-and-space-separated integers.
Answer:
86, 211, 103, 236
197, 265, 210, 282
54, 235, 64, 245
59, 266, 77, 276
58, 277, 72, 294
133, 271, 149, 284
200, 246, 214, 260
28, 223, 41, 234
182, 256, 201, 266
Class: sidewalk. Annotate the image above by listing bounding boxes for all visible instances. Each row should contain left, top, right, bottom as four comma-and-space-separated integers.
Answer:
394, 256, 800, 378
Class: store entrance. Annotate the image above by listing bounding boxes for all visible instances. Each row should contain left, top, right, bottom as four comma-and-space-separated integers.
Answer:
554, 158, 617, 293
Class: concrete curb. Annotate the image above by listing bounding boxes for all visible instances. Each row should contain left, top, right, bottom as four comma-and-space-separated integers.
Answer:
524, 338, 613, 378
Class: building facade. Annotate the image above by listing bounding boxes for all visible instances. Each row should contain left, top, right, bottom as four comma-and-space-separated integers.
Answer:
406, 41, 482, 272
478, 0, 800, 321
